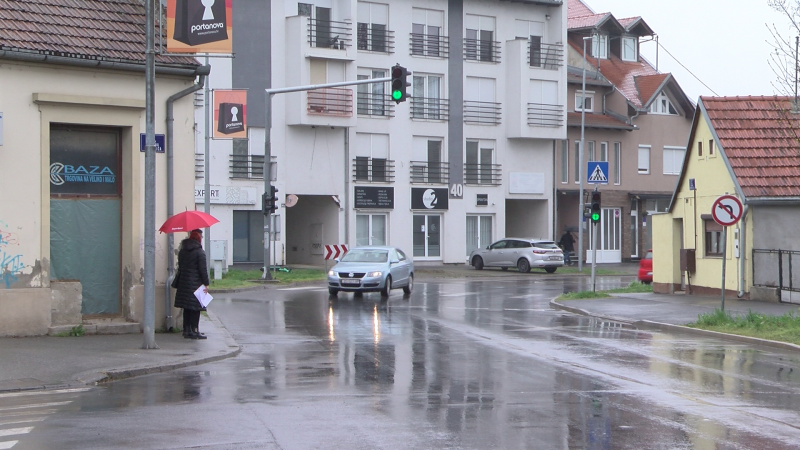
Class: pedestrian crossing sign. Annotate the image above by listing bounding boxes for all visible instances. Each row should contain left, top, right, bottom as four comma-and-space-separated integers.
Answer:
587, 161, 609, 184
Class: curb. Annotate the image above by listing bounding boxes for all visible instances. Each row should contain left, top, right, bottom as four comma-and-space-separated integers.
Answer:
549, 299, 800, 353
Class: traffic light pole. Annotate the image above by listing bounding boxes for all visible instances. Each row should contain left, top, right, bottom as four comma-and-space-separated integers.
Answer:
261, 76, 394, 280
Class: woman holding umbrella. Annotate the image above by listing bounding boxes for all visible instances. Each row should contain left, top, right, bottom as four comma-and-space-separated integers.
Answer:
174, 229, 210, 339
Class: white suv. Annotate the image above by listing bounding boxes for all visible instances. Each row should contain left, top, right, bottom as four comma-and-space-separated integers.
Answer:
468, 238, 564, 273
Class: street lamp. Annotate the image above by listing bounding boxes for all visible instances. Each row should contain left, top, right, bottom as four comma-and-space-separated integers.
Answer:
578, 36, 591, 272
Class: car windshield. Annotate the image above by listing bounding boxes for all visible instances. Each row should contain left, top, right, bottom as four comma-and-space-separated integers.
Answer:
533, 241, 559, 250
341, 250, 389, 263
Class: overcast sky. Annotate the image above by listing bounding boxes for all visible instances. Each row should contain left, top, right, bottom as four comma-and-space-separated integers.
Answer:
588, 0, 795, 101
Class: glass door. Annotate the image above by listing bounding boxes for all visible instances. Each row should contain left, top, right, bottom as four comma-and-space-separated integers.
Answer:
413, 215, 441, 259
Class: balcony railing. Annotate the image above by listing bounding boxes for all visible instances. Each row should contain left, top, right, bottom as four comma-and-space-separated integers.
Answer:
229, 154, 265, 179
410, 33, 449, 58
195, 153, 204, 179
410, 161, 449, 184
356, 91, 395, 117
527, 103, 564, 128
529, 42, 563, 69
410, 97, 449, 121
352, 157, 395, 183
308, 88, 353, 116
464, 163, 502, 186
464, 38, 501, 63
308, 19, 352, 49
357, 23, 394, 53
464, 101, 501, 125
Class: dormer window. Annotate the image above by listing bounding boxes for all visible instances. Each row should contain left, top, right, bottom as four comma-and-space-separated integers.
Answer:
591, 34, 608, 59
649, 91, 677, 115
622, 36, 637, 61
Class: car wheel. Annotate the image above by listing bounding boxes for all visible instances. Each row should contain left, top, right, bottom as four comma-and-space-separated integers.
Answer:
501, 267, 509, 271
381, 276, 392, 297
328, 288, 339, 296
403, 274, 414, 294
472, 256, 484, 270
545, 267, 557, 274
517, 258, 531, 273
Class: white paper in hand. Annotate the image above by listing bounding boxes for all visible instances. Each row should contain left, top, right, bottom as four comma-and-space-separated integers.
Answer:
194, 285, 213, 308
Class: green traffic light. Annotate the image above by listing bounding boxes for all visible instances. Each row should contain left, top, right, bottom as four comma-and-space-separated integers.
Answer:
392, 90, 402, 101
591, 213, 600, 221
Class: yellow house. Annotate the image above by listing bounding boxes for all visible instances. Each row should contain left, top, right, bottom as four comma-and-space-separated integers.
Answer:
653, 96, 800, 301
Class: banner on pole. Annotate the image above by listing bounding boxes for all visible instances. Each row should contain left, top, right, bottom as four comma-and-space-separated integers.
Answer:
166, 0, 233, 54
212, 90, 247, 139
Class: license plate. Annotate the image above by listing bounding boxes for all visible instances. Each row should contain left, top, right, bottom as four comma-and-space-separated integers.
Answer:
340, 279, 360, 285
549, 256, 562, 261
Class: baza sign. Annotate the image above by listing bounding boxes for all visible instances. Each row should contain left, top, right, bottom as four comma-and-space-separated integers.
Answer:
49, 163, 116, 185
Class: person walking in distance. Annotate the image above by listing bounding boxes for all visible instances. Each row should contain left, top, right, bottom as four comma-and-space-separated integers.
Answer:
175, 229, 210, 339
558, 228, 576, 266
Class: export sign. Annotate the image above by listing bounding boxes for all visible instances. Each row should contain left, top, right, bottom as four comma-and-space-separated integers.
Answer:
166, 0, 233, 54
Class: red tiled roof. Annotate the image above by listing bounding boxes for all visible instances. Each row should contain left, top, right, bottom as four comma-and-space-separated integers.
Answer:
702, 96, 800, 198
636, 74, 670, 107
567, 13, 609, 30
567, 112, 634, 130
0, 0, 198, 67
568, 0, 594, 17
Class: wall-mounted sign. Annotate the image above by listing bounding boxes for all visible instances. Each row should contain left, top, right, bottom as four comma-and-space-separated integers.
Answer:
411, 188, 448, 210
166, 0, 232, 53
476, 194, 488, 206
213, 90, 247, 139
195, 185, 257, 205
355, 186, 394, 209
139, 133, 165, 153
50, 128, 119, 195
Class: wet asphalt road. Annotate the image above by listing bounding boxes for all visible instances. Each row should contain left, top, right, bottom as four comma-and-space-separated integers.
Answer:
5, 275, 800, 449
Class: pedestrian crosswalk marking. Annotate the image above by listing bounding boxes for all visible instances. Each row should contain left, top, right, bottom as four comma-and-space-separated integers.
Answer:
588, 165, 607, 182
0, 418, 46, 427
0, 401, 71, 412
0, 388, 90, 399
0, 441, 17, 449
0, 428, 33, 438
0, 387, 85, 450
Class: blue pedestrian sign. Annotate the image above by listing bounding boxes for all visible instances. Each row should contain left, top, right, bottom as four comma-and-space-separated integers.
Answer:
587, 161, 609, 184
139, 133, 165, 153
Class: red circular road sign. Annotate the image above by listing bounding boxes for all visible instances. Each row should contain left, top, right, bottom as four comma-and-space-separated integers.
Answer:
711, 195, 743, 226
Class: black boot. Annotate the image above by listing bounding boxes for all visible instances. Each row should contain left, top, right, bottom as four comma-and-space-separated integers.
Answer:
190, 328, 207, 340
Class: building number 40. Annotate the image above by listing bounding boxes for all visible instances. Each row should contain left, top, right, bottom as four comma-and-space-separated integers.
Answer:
450, 183, 463, 198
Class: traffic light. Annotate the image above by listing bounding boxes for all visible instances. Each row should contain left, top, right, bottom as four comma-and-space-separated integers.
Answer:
590, 191, 601, 223
262, 185, 279, 215
390, 64, 410, 104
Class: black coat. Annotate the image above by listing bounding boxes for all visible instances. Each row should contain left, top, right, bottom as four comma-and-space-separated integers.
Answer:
174, 238, 210, 310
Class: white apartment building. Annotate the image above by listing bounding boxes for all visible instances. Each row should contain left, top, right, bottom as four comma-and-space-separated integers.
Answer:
198, 0, 567, 269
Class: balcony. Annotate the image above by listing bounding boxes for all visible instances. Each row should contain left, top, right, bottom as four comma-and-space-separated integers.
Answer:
308, 88, 353, 117
464, 163, 502, 186
229, 154, 265, 179
529, 42, 563, 70
527, 103, 564, 128
410, 33, 449, 58
308, 19, 352, 50
352, 157, 395, 183
357, 23, 394, 53
410, 97, 448, 121
464, 101, 501, 125
357, 92, 395, 118
464, 38, 501, 63
410, 161, 449, 184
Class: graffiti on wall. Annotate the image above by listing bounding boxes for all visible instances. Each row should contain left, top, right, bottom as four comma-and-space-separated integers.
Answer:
0, 220, 24, 288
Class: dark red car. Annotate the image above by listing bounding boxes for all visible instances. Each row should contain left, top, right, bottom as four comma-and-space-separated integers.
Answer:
638, 250, 653, 284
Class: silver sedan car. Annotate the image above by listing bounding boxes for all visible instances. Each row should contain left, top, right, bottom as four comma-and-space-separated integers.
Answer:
327, 246, 414, 297
468, 238, 564, 273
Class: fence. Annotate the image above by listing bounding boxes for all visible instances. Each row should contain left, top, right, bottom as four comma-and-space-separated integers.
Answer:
752, 248, 800, 294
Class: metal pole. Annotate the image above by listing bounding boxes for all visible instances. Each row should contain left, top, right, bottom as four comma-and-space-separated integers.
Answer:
262, 93, 273, 280
578, 37, 589, 272
203, 56, 211, 274
591, 219, 598, 292
142, 0, 158, 349
721, 226, 728, 310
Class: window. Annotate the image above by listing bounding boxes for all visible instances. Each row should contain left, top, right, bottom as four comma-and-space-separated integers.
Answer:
708, 139, 715, 156
529, 79, 559, 126
411, 74, 442, 120
298, 3, 312, 16
465, 77, 498, 124
411, 8, 443, 57
575, 90, 593, 112
591, 34, 608, 59
515, 19, 545, 67
698, 141, 703, 157
560, 140, 568, 183
466, 140, 494, 185
663, 146, 685, 175
303, 4, 335, 49
599, 142, 608, 161
354, 133, 390, 182
622, 36, 637, 61
574, 141, 581, 184
356, 214, 387, 246
649, 91, 678, 115
466, 14, 496, 62
587, 141, 595, 162
704, 219, 723, 256
613, 142, 621, 184
466, 216, 492, 257
357, 2, 389, 52
638, 145, 650, 174
411, 137, 444, 183
357, 68, 387, 116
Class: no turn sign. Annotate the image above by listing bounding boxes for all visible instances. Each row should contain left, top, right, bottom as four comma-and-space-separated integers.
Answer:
711, 195, 743, 226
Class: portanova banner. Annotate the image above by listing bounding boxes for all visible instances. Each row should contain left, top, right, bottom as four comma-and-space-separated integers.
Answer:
213, 90, 247, 139
166, 0, 232, 54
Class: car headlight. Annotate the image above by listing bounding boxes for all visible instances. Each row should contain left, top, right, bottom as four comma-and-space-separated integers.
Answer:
328, 270, 336, 276
368, 271, 382, 277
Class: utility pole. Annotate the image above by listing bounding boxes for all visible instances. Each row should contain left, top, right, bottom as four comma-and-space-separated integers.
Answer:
142, 0, 157, 349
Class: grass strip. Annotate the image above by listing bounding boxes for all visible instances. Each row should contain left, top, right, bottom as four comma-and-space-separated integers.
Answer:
687, 309, 800, 346
209, 268, 326, 289
557, 281, 652, 300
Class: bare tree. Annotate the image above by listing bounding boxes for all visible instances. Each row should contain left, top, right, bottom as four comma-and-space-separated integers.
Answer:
768, 0, 800, 97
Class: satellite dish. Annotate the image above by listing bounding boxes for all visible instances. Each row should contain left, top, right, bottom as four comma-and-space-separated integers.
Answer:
285, 194, 298, 207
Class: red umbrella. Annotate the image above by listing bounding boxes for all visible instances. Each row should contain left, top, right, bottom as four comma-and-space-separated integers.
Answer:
159, 210, 219, 233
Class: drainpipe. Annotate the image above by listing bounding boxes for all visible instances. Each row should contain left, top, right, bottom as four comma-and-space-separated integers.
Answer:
738, 204, 750, 298
164, 64, 211, 331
